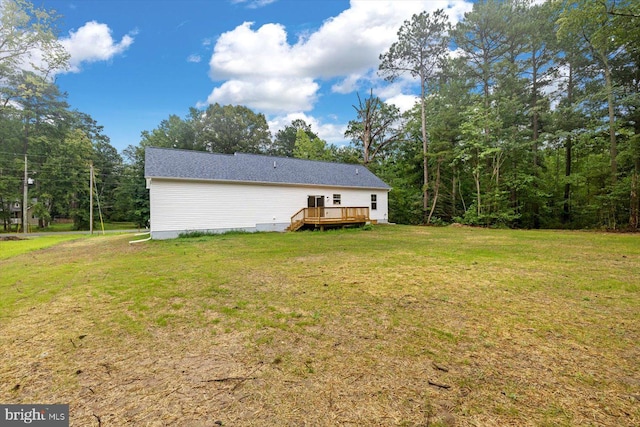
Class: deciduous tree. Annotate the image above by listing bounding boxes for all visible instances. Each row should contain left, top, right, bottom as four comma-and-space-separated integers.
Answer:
271, 119, 318, 157
191, 104, 271, 154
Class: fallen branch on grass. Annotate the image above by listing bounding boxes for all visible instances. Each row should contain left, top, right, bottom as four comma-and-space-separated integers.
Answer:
203, 376, 257, 383
204, 376, 258, 392
432, 362, 449, 372
428, 380, 451, 389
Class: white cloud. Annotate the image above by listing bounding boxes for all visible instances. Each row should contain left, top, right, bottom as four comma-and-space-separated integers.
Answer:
200, 77, 319, 113
187, 54, 202, 63
545, 63, 569, 110
268, 112, 348, 145
385, 94, 419, 113
203, 1, 473, 125
231, 0, 278, 9
449, 47, 465, 59
370, 77, 421, 113
60, 21, 135, 73
332, 74, 364, 95
209, 22, 293, 80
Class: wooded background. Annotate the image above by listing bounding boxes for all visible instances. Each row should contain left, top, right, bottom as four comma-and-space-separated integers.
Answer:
1, 0, 638, 230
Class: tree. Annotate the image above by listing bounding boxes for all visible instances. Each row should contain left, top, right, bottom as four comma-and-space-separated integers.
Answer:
344, 90, 404, 165
293, 129, 332, 161
0, 0, 69, 111
608, 0, 640, 229
452, 0, 511, 109
458, 101, 514, 226
75, 113, 123, 221
421, 58, 472, 223
271, 119, 318, 157
36, 128, 93, 229
328, 145, 361, 165
379, 9, 451, 223
0, 112, 23, 230
140, 105, 273, 156
0, 0, 69, 230
557, 0, 621, 183
190, 104, 271, 154
4, 72, 69, 231
552, 8, 591, 225
113, 144, 149, 228
139, 114, 196, 151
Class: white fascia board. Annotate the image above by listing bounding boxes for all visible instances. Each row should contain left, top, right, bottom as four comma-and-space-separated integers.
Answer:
146, 176, 390, 191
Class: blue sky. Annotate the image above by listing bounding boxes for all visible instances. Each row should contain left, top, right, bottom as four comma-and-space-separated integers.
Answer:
43, 0, 474, 153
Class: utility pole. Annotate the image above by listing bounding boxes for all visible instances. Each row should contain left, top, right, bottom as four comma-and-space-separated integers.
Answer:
90, 162, 94, 234
23, 154, 28, 235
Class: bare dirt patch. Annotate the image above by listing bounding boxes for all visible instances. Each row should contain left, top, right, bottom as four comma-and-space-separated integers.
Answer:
0, 235, 26, 241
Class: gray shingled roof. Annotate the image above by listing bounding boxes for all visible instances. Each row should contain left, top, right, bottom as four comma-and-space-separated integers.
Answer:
144, 147, 390, 190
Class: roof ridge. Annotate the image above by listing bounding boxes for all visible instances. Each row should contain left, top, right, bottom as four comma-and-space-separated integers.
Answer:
147, 146, 235, 157
148, 146, 367, 168
232, 152, 369, 168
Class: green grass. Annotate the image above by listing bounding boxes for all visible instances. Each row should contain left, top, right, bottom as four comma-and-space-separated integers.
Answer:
23, 221, 139, 232
0, 234, 87, 260
0, 225, 638, 426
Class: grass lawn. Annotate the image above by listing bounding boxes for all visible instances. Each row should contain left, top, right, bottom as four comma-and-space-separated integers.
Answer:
0, 234, 87, 260
28, 221, 139, 233
0, 225, 638, 426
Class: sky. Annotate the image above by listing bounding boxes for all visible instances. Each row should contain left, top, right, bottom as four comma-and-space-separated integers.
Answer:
41, 0, 475, 153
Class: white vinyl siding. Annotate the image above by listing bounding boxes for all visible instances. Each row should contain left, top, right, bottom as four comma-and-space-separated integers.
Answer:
149, 178, 388, 238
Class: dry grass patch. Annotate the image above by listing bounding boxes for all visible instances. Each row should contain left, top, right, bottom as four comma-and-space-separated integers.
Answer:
0, 226, 638, 426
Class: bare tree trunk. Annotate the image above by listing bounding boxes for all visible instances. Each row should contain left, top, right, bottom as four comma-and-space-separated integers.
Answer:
604, 65, 617, 182
493, 152, 503, 220
427, 158, 442, 224
563, 63, 574, 224
532, 63, 539, 168
531, 62, 541, 228
362, 92, 373, 165
475, 149, 481, 217
363, 125, 371, 165
631, 158, 639, 230
602, 56, 618, 229
421, 70, 429, 224
451, 166, 457, 219
475, 171, 481, 217
563, 135, 572, 223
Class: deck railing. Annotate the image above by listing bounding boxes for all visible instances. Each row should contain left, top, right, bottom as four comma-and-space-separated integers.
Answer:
289, 206, 370, 230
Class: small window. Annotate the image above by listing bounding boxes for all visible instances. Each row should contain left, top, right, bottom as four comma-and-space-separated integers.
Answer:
371, 194, 377, 210
333, 194, 341, 205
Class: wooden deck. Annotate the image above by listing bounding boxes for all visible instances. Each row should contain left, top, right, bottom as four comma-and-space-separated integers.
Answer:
287, 207, 370, 231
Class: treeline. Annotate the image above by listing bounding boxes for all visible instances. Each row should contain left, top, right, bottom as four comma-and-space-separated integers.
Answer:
1, 0, 638, 231
0, 0, 141, 230
136, 0, 639, 230
0, 100, 132, 230
371, 0, 639, 229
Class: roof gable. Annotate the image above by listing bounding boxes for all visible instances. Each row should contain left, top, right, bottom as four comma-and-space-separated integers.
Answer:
144, 147, 390, 190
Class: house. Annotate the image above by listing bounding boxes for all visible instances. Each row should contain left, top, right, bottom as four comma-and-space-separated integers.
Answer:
144, 147, 391, 239
0, 199, 38, 231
